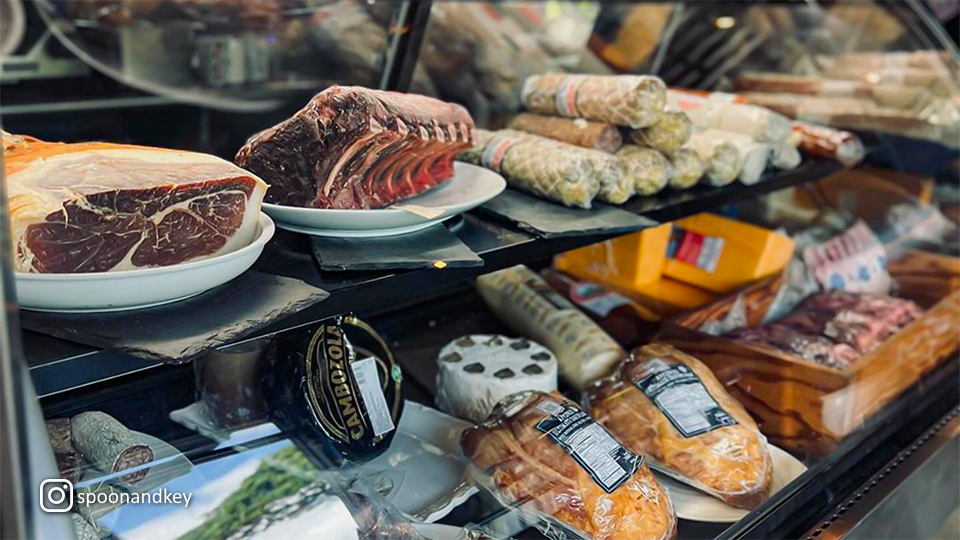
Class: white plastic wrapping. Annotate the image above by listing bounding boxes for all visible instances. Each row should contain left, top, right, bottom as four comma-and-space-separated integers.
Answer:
683, 131, 742, 187
667, 90, 791, 142
475, 265, 625, 391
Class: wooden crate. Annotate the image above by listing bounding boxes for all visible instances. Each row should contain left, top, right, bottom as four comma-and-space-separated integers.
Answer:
659, 251, 960, 457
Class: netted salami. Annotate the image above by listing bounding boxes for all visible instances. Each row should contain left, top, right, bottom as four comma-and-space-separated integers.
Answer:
666, 149, 704, 189
522, 74, 667, 128
630, 111, 693, 155
459, 129, 600, 208
508, 113, 623, 153
616, 145, 670, 196
71, 412, 154, 484
500, 129, 633, 205
46, 418, 73, 454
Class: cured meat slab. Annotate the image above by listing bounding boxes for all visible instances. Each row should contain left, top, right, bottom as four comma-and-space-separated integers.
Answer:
236, 86, 474, 209
4, 132, 268, 273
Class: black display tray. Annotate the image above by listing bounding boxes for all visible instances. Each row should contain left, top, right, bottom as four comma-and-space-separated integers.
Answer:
23, 159, 842, 397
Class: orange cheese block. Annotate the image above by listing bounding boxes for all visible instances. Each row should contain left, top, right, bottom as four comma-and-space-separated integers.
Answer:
663, 213, 794, 294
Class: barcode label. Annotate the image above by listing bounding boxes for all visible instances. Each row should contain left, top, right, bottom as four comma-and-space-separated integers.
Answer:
635, 363, 736, 438
350, 358, 395, 438
536, 402, 640, 493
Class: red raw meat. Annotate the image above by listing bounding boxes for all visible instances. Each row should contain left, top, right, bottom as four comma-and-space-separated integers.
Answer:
235, 86, 474, 209
4, 132, 268, 273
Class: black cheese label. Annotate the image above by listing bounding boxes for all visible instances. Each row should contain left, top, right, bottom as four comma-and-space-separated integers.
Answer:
535, 400, 640, 493
635, 361, 736, 438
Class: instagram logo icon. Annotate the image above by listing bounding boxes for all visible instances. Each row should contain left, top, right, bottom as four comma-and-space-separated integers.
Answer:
39, 479, 74, 513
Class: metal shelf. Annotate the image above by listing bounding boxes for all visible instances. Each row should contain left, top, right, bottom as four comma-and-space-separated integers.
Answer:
24, 158, 843, 398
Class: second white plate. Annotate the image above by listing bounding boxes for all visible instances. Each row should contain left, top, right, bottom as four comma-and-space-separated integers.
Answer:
262, 162, 506, 237
656, 445, 807, 523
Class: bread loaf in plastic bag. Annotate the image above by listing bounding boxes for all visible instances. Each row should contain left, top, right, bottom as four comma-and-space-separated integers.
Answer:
586, 343, 773, 510
462, 391, 678, 540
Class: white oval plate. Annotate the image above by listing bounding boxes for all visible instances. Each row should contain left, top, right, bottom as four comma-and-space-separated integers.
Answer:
262, 162, 506, 237
656, 445, 807, 523
16, 213, 275, 313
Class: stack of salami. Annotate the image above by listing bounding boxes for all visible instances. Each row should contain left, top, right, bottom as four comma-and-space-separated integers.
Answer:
458, 73, 705, 208
726, 291, 922, 369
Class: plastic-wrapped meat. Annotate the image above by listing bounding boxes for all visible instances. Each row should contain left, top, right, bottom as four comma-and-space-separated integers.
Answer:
522, 74, 667, 128
508, 113, 623, 153
727, 291, 922, 369
616, 145, 670, 195
666, 149, 704, 189
727, 324, 860, 369
236, 86, 474, 209
789, 292, 922, 355
499, 129, 633, 204
459, 130, 600, 208
630, 111, 693, 155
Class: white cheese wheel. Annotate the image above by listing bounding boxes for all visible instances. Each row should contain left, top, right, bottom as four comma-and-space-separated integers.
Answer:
436, 334, 558, 423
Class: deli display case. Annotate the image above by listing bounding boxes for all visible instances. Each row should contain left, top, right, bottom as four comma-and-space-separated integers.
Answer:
1, 2, 958, 540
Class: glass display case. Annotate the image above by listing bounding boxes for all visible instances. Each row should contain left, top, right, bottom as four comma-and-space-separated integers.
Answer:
2, 2, 958, 540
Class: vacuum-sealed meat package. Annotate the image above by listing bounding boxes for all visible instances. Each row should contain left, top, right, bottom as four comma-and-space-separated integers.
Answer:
630, 111, 693, 155
462, 391, 677, 540
459, 130, 600, 208
616, 145, 670, 196
476, 265, 625, 390
791, 122, 865, 167
586, 344, 773, 510
508, 114, 623, 153
522, 74, 667, 128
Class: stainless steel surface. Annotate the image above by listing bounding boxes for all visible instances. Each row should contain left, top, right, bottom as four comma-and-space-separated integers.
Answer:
803, 409, 960, 540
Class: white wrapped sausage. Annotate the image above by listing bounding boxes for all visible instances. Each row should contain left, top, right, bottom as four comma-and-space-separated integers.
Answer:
683, 131, 742, 187
668, 90, 791, 142
475, 265, 626, 390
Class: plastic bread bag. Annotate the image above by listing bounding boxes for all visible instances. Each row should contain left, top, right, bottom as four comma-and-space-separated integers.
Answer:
585, 343, 773, 510
615, 145, 670, 196
500, 129, 633, 205
475, 265, 626, 391
665, 149, 704, 189
683, 131, 742, 187
522, 74, 667, 129
770, 140, 802, 170
668, 90, 791, 142
461, 391, 678, 540
508, 114, 623, 153
459, 130, 600, 208
629, 111, 693, 155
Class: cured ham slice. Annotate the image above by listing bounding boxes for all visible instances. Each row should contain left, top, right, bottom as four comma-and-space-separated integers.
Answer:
3, 132, 267, 274
235, 86, 475, 209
